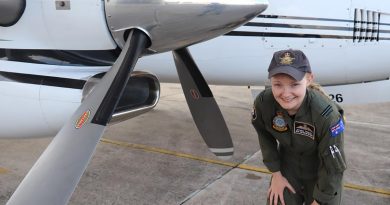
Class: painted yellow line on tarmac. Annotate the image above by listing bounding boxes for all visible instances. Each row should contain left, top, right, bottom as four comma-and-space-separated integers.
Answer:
101, 138, 238, 168
0, 167, 9, 174
344, 183, 390, 197
237, 164, 271, 174
101, 138, 390, 197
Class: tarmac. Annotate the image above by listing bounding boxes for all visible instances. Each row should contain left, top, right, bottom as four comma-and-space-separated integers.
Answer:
0, 83, 389, 205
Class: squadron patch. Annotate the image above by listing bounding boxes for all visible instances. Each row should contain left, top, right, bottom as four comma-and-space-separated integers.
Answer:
272, 112, 288, 132
279, 51, 295, 65
251, 106, 257, 121
330, 118, 345, 137
294, 121, 315, 140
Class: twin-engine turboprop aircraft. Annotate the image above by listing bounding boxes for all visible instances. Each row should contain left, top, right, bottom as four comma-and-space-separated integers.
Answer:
1, 0, 390, 204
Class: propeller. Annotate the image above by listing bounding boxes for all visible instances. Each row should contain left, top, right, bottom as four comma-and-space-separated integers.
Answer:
173, 48, 234, 159
7, 29, 149, 205
7, 1, 269, 204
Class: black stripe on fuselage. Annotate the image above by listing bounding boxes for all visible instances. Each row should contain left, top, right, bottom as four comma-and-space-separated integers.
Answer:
245, 22, 353, 31
0, 48, 118, 66
235, 15, 390, 40
225, 31, 353, 39
257, 15, 354, 23
0, 71, 85, 89
225, 31, 390, 41
244, 22, 390, 35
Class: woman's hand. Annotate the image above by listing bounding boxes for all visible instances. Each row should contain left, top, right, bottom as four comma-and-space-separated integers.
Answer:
268, 171, 296, 205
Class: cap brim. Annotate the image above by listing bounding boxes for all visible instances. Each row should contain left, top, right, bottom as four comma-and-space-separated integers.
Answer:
268, 66, 306, 81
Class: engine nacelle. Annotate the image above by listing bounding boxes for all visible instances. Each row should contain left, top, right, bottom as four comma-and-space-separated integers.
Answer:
112, 71, 160, 124
0, 61, 160, 138
83, 71, 160, 125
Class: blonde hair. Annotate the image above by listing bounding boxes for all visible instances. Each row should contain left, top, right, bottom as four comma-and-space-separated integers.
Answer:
308, 82, 328, 97
303, 73, 328, 97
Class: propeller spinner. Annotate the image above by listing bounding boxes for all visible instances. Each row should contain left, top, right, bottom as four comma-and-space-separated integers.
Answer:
105, 0, 268, 53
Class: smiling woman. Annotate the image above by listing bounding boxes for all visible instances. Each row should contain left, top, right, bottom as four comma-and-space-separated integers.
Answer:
252, 49, 347, 205
270, 73, 312, 115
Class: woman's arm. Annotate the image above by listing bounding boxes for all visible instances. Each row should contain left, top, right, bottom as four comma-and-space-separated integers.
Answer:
251, 96, 281, 172
313, 116, 347, 204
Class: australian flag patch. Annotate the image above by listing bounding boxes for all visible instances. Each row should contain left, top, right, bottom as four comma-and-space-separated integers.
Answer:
330, 118, 345, 137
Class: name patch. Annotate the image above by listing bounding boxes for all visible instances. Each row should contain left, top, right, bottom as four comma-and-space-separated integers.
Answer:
330, 118, 345, 137
294, 121, 315, 140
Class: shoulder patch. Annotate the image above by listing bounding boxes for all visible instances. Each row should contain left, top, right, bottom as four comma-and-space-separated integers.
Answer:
330, 118, 345, 137
251, 106, 257, 121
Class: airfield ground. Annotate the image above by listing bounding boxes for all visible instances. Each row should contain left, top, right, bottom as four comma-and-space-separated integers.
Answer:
1, 83, 389, 205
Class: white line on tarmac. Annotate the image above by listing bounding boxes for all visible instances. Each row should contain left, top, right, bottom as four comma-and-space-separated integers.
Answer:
347, 120, 390, 128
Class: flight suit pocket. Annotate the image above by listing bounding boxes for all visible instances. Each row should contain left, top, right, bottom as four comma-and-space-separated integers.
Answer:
321, 145, 347, 174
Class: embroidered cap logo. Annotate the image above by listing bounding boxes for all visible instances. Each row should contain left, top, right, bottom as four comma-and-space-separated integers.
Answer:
279, 52, 295, 65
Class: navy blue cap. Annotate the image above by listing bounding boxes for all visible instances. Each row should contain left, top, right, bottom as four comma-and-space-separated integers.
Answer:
268, 49, 311, 81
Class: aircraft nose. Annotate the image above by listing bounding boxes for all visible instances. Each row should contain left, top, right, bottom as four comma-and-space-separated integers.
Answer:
105, 0, 268, 53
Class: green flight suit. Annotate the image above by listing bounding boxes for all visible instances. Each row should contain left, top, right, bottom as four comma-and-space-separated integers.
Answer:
251, 88, 347, 205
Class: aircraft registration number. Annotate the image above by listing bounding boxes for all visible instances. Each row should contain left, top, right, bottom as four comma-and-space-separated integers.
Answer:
329, 94, 343, 103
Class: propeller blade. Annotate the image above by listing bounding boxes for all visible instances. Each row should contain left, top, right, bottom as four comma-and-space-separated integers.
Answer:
7, 29, 149, 205
173, 47, 233, 159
